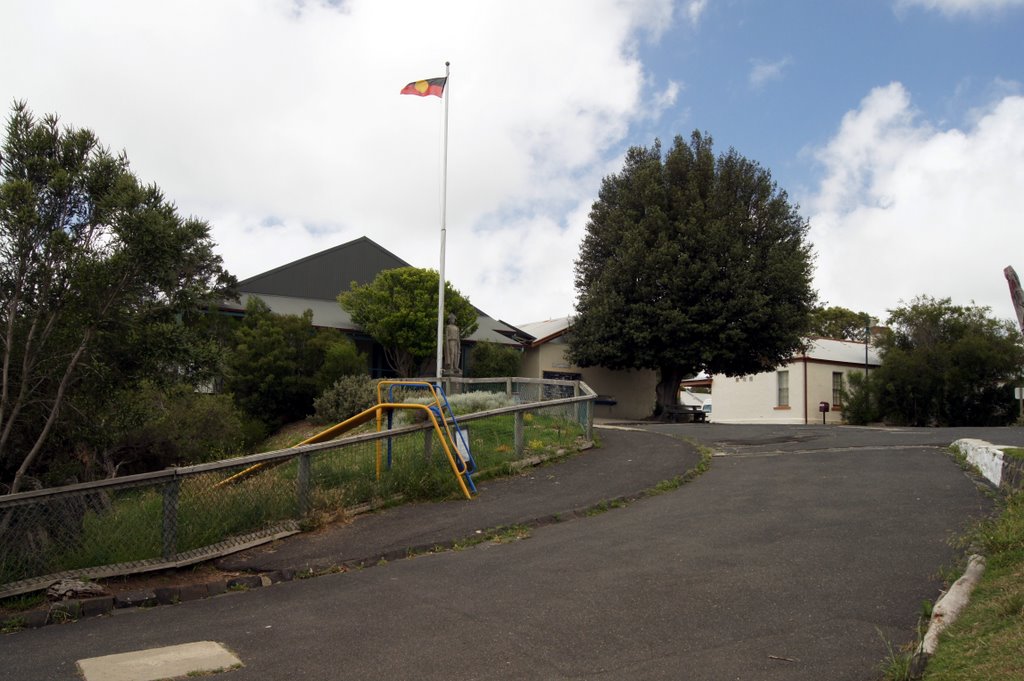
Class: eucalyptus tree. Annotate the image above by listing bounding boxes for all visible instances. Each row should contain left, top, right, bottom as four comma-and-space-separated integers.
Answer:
0, 103, 234, 493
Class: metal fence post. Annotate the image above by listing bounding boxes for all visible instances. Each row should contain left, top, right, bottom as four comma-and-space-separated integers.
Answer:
297, 452, 311, 517
162, 477, 180, 561
514, 411, 525, 457
585, 400, 594, 442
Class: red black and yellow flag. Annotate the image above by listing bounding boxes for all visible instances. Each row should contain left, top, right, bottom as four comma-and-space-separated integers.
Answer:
400, 77, 447, 98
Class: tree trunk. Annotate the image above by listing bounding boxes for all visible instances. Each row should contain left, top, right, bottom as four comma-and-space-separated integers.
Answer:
656, 366, 686, 415
8, 331, 93, 495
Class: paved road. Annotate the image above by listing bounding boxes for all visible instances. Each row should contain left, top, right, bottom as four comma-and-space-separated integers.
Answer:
1, 425, 1006, 680
640, 422, 1024, 453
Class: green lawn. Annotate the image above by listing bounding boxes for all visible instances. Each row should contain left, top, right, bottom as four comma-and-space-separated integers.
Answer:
923, 488, 1024, 680
1001, 447, 1024, 462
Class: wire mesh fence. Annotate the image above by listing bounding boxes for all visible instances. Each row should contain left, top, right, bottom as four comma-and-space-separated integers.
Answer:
0, 378, 594, 598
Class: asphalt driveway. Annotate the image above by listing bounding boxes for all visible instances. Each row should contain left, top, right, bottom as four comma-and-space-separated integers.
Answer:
0, 424, 1004, 680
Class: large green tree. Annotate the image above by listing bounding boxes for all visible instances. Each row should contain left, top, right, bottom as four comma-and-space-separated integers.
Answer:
808, 305, 874, 341
570, 132, 816, 411
0, 103, 235, 493
847, 296, 1024, 426
339, 267, 477, 377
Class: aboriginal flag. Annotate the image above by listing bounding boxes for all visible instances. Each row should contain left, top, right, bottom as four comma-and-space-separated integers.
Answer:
400, 77, 447, 98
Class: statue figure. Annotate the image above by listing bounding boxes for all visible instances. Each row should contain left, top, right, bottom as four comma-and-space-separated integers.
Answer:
443, 313, 461, 373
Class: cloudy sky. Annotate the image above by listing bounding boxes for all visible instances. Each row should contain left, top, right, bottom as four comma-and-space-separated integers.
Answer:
4, 0, 1023, 327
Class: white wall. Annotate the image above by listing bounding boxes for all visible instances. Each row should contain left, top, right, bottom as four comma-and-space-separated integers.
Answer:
806, 363, 867, 424
712, 368, 805, 424
521, 338, 656, 420
711, 360, 870, 424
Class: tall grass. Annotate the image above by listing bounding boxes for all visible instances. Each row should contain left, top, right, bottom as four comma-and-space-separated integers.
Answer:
2, 408, 586, 587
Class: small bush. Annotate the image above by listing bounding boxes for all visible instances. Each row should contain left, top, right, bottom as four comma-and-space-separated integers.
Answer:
445, 391, 516, 415
393, 390, 516, 425
313, 337, 369, 390
841, 371, 880, 425
312, 376, 377, 424
467, 341, 521, 378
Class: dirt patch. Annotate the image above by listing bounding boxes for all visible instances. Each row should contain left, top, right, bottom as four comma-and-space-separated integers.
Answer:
97, 563, 242, 595
0, 563, 246, 621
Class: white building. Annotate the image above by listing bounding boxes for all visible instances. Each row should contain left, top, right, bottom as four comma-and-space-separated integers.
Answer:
518, 318, 657, 420
691, 338, 882, 424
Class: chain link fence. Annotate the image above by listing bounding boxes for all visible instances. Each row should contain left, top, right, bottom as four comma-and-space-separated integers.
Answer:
0, 378, 594, 598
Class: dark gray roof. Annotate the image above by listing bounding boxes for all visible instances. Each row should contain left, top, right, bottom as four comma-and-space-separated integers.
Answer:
232, 236, 532, 346
238, 236, 410, 301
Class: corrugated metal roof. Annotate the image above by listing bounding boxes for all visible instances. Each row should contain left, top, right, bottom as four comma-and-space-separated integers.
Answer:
511, 320, 881, 365
471, 314, 528, 345
518, 317, 572, 344
804, 337, 882, 366
232, 236, 526, 345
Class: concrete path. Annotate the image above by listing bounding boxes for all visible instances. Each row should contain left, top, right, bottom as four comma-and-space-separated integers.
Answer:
217, 427, 703, 574
0, 424, 1003, 681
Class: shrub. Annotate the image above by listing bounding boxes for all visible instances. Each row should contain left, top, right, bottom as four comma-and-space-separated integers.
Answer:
313, 336, 368, 391
226, 297, 367, 428
79, 382, 264, 475
468, 341, 521, 378
841, 371, 880, 425
393, 390, 516, 425
312, 376, 377, 424
445, 391, 516, 415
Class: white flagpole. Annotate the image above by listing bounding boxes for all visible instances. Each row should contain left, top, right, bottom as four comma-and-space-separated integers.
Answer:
435, 61, 450, 381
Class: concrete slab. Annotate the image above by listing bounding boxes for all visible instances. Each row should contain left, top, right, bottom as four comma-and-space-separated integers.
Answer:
77, 641, 241, 681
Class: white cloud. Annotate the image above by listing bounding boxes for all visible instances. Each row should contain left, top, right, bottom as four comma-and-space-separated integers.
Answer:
896, 0, 1024, 15
2, 0, 677, 324
748, 57, 792, 89
807, 82, 1024, 322
622, 0, 678, 37
641, 80, 682, 120
686, 0, 709, 25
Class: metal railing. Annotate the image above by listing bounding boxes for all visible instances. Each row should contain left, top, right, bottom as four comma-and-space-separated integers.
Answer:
0, 378, 595, 598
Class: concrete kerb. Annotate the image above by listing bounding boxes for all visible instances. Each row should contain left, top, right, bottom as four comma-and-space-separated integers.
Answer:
1, 570, 298, 632
951, 437, 1024, 492
953, 438, 1007, 488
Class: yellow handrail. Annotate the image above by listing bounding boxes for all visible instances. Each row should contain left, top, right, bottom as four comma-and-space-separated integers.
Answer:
215, 398, 473, 499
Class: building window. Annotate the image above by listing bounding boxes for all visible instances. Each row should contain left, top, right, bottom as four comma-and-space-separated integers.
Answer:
832, 372, 844, 407
542, 370, 582, 400
777, 371, 789, 407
